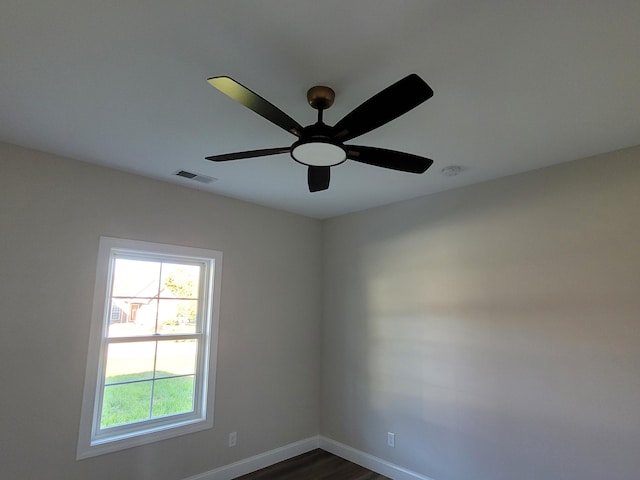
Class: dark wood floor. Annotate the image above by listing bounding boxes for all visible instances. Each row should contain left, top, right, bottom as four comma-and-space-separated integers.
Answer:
235, 449, 390, 480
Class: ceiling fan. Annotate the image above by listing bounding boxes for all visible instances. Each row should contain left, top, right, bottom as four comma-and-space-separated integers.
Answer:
205, 74, 434, 192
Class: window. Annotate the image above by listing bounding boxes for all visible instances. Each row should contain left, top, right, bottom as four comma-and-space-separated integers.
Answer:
77, 237, 222, 459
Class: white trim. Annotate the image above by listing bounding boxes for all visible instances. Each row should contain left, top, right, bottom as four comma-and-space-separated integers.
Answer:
319, 437, 435, 480
182, 436, 321, 480
179, 435, 434, 480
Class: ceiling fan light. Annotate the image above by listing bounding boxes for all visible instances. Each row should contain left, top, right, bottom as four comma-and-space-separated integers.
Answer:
291, 140, 347, 167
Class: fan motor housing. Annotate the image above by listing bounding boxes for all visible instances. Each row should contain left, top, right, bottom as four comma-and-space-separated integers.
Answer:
307, 86, 335, 110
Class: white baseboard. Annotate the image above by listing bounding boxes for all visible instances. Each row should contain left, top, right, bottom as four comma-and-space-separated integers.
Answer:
182, 434, 434, 480
182, 436, 320, 480
318, 436, 435, 480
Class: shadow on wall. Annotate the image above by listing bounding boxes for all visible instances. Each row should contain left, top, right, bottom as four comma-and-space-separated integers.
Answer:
324, 149, 640, 480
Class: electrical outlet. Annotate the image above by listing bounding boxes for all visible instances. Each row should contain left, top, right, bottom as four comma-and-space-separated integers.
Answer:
387, 432, 395, 448
228, 431, 237, 447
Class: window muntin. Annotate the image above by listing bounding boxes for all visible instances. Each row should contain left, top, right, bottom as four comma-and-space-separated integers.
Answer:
78, 237, 222, 459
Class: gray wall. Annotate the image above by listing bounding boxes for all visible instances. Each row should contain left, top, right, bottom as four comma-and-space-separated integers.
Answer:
3, 140, 640, 480
321, 146, 640, 480
0, 142, 322, 480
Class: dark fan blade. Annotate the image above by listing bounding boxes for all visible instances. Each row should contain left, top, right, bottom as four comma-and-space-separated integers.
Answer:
207, 76, 303, 137
346, 145, 433, 173
206, 147, 290, 162
332, 74, 433, 142
308, 166, 330, 192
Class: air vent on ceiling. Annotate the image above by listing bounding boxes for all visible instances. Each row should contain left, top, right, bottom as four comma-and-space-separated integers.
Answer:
174, 170, 217, 184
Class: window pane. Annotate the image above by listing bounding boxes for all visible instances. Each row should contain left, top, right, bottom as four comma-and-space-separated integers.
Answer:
156, 299, 199, 334
161, 263, 201, 299
155, 339, 198, 377
112, 258, 161, 297
151, 376, 195, 419
105, 342, 155, 383
101, 381, 152, 428
107, 299, 158, 337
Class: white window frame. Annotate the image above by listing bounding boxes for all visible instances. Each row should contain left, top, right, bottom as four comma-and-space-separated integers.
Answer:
77, 237, 222, 459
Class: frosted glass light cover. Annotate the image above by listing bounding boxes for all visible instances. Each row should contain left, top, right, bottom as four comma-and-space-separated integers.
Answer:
291, 142, 346, 166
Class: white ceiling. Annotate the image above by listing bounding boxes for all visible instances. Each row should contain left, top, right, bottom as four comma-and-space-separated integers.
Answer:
2, 1, 639, 218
